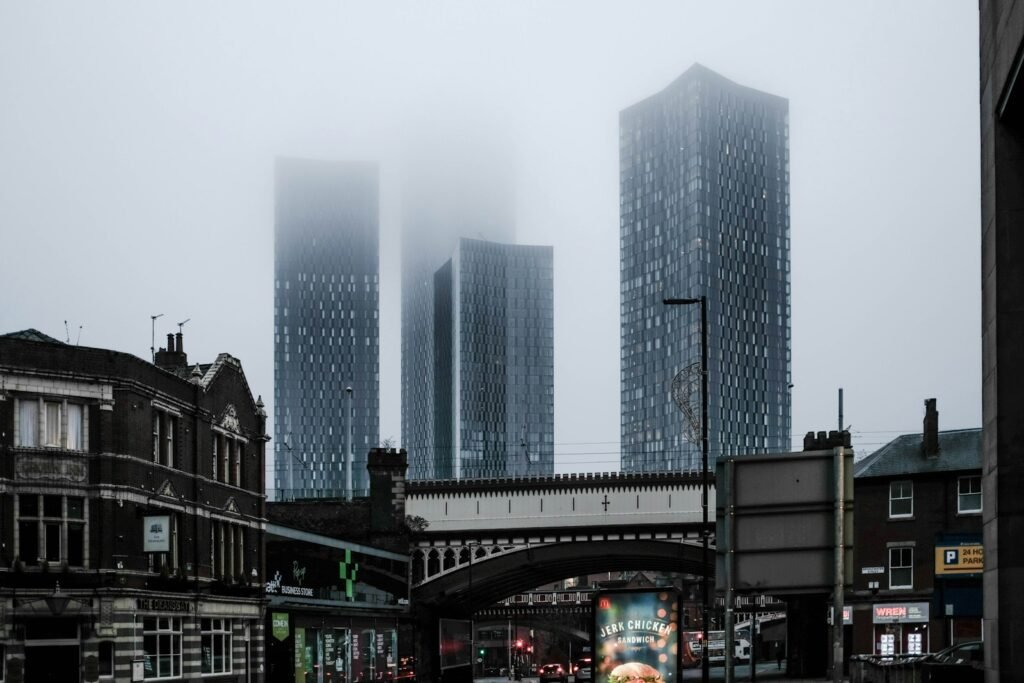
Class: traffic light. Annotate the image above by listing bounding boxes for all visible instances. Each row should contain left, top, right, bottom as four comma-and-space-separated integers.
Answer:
515, 639, 524, 650
479, 649, 486, 656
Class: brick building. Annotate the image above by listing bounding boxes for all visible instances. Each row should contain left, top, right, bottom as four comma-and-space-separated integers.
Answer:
0, 329, 268, 681
849, 399, 982, 656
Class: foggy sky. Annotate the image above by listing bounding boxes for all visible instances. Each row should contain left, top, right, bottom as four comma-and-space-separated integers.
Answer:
0, 2, 981, 482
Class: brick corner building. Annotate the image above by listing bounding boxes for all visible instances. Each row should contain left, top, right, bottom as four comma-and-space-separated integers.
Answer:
0, 328, 268, 681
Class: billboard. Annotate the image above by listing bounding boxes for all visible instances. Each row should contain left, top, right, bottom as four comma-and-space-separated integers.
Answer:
594, 590, 679, 683
439, 618, 472, 671
715, 445, 854, 593
935, 543, 984, 576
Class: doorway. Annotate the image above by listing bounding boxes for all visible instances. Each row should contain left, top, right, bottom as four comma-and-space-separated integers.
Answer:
25, 644, 80, 683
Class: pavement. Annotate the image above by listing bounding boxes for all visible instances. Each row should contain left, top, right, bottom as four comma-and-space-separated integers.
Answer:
475, 669, 849, 683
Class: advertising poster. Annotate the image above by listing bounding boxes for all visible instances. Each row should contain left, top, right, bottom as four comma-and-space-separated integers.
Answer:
594, 591, 679, 683
439, 618, 473, 670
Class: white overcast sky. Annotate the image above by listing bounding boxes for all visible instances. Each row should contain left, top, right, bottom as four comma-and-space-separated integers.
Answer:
0, 2, 980, 477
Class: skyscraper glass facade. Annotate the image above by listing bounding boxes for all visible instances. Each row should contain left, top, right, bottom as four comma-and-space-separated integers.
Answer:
433, 238, 554, 479
620, 64, 791, 473
400, 145, 515, 480
274, 158, 380, 499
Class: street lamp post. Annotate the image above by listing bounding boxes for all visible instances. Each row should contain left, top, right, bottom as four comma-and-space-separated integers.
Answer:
663, 296, 710, 683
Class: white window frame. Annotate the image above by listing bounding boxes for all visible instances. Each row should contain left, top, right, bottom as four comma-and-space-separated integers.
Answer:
142, 617, 182, 679
200, 618, 233, 675
889, 481, 913, 518
889, 546, 913, 590
958, 475, 982, 514
15, 397, 88, 450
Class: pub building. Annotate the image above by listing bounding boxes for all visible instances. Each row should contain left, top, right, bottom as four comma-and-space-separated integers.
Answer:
264, 449, 417, 683
848, 400, 983, 655
0, 329, 267, 681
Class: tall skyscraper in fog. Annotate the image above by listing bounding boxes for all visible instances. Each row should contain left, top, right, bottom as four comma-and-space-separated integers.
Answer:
433, 238, 554, 479
274, 158, 379, 499
401, 134, 515, 479
620, 64, 791, 473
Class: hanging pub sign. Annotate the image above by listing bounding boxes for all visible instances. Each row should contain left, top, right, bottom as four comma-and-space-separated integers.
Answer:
143, 515, 171, 552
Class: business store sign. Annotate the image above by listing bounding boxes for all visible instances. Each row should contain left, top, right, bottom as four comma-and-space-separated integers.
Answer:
935, 543, 984, 575
872, 602, 929, 624
143, 516, 170, 552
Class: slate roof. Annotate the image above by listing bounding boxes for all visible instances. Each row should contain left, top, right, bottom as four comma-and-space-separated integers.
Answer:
1, 328, 64, 344
854, 428, 982, 479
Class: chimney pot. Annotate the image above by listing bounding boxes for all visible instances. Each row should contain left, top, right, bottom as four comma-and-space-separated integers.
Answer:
923, 398, 939, 457
175, 331, 184, 354
166, 333, 175, 353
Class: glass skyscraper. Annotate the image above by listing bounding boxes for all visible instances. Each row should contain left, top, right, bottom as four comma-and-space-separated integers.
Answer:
433, 238, 554, 479
274, 158, 380, 499
620, 64, 791, 473
400, 140, 515, 480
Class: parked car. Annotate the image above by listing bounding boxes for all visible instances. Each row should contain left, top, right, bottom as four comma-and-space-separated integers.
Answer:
573, 658, 592, 683
539, 664, 568, 683
928, 640, 983, 664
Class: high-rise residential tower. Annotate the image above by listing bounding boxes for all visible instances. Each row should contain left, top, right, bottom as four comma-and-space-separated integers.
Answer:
274, 158, 380, 499
620, 64, 791, 473
401, 137, 515, 479
433, 238, 554, 479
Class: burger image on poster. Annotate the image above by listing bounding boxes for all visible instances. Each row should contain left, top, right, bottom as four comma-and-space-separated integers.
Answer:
608, 663, 664, 683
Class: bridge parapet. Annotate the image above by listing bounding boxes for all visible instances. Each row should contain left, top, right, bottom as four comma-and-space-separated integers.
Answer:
406, 470, 715, 533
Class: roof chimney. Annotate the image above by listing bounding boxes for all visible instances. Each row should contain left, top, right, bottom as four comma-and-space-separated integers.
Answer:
923, 398, 939, 457
154, 331, 189, 372
175, 331, 184, 354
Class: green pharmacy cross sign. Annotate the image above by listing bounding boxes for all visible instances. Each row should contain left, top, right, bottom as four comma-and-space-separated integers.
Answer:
339, 549, 359, 599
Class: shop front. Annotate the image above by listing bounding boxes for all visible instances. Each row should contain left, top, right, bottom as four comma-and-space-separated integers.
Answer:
871, 602, 930, 656
264, 524, 415, 683
266, 609, 416, 683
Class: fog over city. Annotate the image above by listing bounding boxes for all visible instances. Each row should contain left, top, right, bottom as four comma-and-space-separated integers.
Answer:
0, 2, 980, 485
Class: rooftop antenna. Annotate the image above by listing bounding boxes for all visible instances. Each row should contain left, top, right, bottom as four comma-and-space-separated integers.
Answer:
76, 325, 82, 345
64, 320, 70, 343
177, 318, 191, 334
150, 313, 164, 362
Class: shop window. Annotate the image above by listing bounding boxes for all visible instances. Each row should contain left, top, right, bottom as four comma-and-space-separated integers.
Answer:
201, 619, 232, 674
143, 617, 182, 679
889, 547, 913, 589
889, 481, 913, 518
17, 494, 87, 567
958, 476, 982, 514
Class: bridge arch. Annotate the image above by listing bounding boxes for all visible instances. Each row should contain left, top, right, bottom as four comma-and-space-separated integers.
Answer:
412, 538, 709, 615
